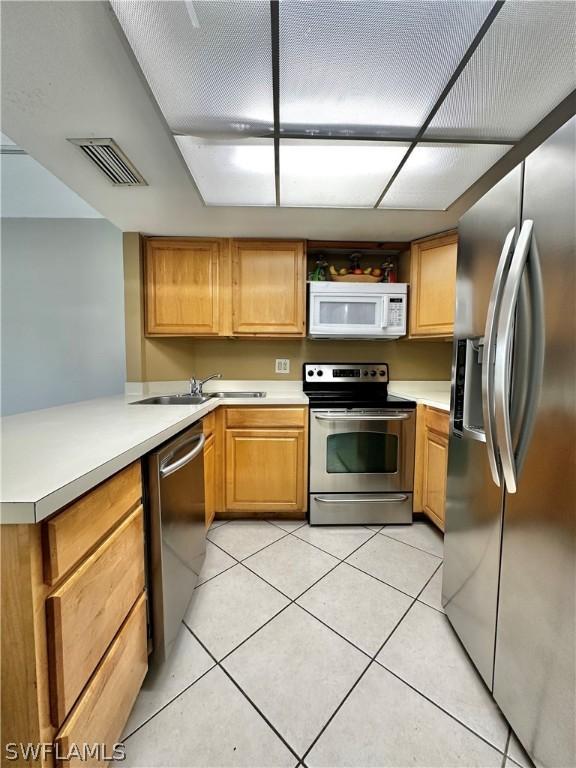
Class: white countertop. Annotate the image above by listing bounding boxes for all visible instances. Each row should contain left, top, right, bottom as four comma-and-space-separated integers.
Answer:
388, 381, 451, 412
1, 381, 308, 524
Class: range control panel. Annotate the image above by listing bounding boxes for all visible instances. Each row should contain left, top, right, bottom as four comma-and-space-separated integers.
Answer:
304, 363, 389, 382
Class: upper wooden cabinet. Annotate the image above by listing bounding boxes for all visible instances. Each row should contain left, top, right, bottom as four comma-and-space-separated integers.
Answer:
231, 239, 306, 336
407, 231, 458, 338
144, 238, 225, 336
143, 237, 306, 338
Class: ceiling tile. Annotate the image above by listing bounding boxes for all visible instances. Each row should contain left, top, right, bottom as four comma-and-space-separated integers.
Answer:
175, 137, 275, 206
279, 0, 494, 137
111, 0, 273, 135
426, 0, 576, 140
379, 143, 510, 210
280, 139, 409, 207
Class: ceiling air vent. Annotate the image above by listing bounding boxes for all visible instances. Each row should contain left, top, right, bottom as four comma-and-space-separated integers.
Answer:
67, 138, 147, 186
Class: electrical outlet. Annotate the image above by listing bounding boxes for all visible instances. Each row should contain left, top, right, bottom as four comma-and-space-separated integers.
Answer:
275, 358, 290, 374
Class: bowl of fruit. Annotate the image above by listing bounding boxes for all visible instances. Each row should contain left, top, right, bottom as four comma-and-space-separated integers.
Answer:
329, 253, 383, 282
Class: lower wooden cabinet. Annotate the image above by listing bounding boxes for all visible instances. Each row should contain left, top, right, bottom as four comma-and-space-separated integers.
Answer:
204, 432, 216, 528
414, 405, 450, 531
46, 507, 145, 726
0, 461, 147, 767
55, 593, 147, 768
218, 406, 307, 518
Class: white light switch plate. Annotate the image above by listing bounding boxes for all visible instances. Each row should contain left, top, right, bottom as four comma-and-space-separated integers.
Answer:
275, 358, 290, 374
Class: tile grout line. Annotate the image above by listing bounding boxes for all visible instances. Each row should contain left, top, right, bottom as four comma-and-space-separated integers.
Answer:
377, 528, 444, 558
342, 557, 437, 602
376, 660, 509, 759
121, 658, 218, 743
266, 519, 308, 533
286, 527, 376, 562
299, 560, 444, 763
211, 528, 385, 665
187, 626, 303, 764
206, 520, 293, 564
502, 727, 512, 768
129, 529, 449, 763
198, 524, 441, 672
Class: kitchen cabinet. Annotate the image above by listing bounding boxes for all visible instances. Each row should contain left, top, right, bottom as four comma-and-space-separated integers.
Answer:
144, 237, 226, 336
414, 405, 450, 531
143, 237, 306, 338
1, 462, 147, 765
231, 240, 306, 336
406, 231, 458, 338
203, 412, 216, 528
221, 406, 307, 516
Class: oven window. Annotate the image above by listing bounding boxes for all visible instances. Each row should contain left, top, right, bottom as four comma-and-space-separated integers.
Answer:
326, 432, 398, 473
319, 300, 377, 326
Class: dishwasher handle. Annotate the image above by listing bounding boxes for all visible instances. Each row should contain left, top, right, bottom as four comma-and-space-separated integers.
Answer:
160, 433, 206, 478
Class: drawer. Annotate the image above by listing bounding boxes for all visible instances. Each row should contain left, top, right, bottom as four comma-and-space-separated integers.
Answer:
43, 462, 142, 585
425, 407, 450, 436
225, 406, 306, 429
203, 410, 216, 437
46, 506, 145, 726
55, 592, 148, 767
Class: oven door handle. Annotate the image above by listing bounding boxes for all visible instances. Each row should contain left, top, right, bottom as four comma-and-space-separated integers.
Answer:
313, 495, 409, 504
313, 413, 411, 421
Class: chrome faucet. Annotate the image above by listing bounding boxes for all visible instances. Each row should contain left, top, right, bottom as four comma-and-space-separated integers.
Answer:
189, 373, 222, 397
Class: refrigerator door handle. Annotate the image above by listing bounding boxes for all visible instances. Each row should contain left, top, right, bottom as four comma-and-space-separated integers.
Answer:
482, 227, 516, 486
494, 220, 534, 493
514, 236, 545, 478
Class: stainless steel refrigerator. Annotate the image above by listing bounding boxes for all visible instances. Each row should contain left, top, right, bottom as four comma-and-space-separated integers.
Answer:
443, 116, 575, 768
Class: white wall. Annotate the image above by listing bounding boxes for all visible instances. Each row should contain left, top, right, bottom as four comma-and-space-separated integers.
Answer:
1, 218, 126, 416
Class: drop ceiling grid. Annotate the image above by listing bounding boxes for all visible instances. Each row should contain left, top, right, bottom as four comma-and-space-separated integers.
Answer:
378, 143, 511, 210
425, 0, 576, 140
110, 1, 576, 209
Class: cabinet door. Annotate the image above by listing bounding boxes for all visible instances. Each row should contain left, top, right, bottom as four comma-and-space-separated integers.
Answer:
204, 432, 216, 529
231, 240, 305, 336
145, 238, 223, 335
409, 232, 457, 338
422, 410, 449, 531
225, 428, 305, 512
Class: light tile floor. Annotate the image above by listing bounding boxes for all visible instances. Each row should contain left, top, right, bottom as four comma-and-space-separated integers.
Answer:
121, 519, 531, 768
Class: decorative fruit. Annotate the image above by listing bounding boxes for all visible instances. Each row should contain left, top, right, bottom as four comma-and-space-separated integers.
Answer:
353, 268, 363, 275
339, 268, 348, 276
363, 267, 372, 275
329, 265, 338, 276
372, 268, 382, 277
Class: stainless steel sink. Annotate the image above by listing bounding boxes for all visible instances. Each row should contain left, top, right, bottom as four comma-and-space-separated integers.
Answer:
131, 394, 211, 405
207, 391, 266, 398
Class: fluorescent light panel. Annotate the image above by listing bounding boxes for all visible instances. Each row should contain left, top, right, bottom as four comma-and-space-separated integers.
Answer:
111, 0, 273, 135
280, 140, 409, 207
175, 137, 275, 206
279, 0, 494, 136
426, 0, 576, 140
380, 144, 511, 210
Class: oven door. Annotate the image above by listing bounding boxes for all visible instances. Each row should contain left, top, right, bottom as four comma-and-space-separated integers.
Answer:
310, 409, 415, 493
309, 293, 389, 337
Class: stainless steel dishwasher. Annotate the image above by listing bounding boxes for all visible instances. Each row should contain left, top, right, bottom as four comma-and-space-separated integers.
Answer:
147, 422, 206, 666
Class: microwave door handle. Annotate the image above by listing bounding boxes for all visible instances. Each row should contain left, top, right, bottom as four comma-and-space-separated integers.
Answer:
494, 220, 534, 494
482, 226, 516, 487
381, 295, 390, 328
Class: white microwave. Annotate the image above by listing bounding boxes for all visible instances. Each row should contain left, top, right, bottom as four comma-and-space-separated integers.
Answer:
308, 281, 407, 339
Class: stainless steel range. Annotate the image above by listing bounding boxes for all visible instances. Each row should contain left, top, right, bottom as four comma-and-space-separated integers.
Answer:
304, 363, 416, 525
